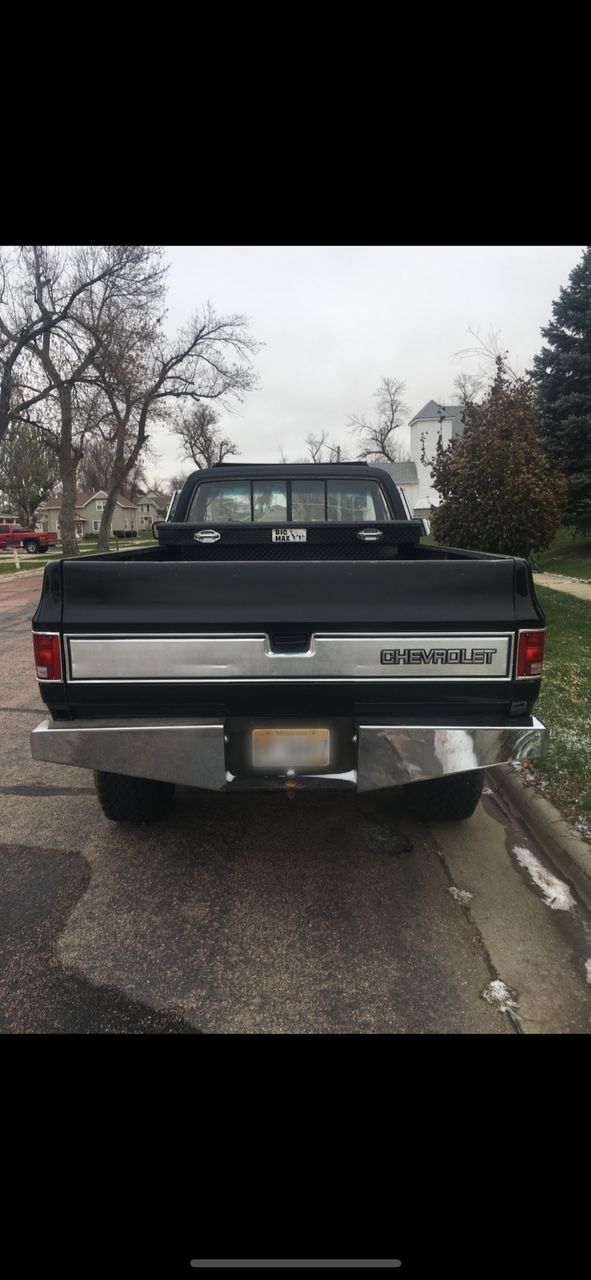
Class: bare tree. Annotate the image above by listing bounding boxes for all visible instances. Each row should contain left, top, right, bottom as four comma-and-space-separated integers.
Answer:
305, 430, 329, 463
23, 381, 110, 546
121, 456, 150, 503
304, 430, 346, 462
78, 434, 120, 494
90, 303, 259, 550
78, 434, 150, 502
453, 327, 520, 387
349, 375, 409, 461
173, 404, 240, 469
0, 246, 117, 449
452, 370, 486, 409
13, 245, 166, 553
167, 471, 191, 496
0, 421, 59, 525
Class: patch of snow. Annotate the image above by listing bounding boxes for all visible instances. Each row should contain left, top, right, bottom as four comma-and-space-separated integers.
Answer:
513, 845, 576, 911
586, 960, 591, 986
482, 979, 518, 1012
482, 784, 493, 796
448, 887, 473, 904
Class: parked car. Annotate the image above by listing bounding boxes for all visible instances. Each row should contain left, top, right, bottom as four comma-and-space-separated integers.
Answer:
30, 462, 548, 825
0, 522, 58, 554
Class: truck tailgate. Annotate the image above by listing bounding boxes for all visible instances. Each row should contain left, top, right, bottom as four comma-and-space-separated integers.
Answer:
60, 557, 521, 632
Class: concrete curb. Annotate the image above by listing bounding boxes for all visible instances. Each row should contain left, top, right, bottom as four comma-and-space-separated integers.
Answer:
490, 764, 591, 911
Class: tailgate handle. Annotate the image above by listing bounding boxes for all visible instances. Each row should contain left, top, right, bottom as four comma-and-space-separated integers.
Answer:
268, 632, 313, 654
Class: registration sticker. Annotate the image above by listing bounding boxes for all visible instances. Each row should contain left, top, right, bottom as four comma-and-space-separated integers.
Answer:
272, 528, 307, 542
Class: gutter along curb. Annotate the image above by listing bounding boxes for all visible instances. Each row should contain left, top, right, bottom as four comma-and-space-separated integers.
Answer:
490, 764, 591, 911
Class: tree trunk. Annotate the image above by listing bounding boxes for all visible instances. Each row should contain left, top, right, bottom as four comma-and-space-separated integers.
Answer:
59, 458, 78, 555
98, 430, 143, 552
58, 386, 79, 555
97, 489, 119, 551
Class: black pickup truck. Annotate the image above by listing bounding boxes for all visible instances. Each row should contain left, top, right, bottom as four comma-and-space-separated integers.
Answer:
30, 462, 547, 823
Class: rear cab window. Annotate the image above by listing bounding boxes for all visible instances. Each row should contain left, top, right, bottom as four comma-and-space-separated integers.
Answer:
187, 478, 392, 523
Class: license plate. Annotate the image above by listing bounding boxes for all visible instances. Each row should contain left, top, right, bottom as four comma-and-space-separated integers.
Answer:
252, 727, 330, 769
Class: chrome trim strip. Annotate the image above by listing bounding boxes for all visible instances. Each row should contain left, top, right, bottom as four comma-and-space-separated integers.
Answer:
64, 631, 515, 683
398, 488, 413, 520
165, 490, 179, 522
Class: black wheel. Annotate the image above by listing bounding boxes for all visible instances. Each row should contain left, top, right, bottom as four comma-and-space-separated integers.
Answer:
25, 540, 39, 554
404, 769, 484, 821
94, 770, 175, 822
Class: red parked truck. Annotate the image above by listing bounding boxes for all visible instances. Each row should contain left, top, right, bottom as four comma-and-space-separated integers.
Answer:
0, 522, 58, 554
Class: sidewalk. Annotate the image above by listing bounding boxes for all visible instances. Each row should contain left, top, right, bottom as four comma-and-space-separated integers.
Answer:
0, 566, 46, 586
533, 572, 591, 601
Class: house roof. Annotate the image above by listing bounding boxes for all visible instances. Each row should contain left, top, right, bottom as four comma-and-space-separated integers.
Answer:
139, 490, 168, 505
378, 461, 418, 485
36, 491, 137, 511
410, 400, 463, 424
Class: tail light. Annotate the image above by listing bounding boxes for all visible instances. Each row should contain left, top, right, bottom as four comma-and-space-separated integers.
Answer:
517, 630, 545, 678
33, 633, 62, 681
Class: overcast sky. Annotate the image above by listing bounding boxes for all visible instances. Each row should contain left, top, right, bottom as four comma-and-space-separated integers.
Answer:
152, 245, 584, 484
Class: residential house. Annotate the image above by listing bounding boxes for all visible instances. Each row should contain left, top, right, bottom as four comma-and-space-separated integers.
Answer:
377, 460, 421, 517
408, 401, 464, 515
380, 401, 464, 517
36, 491, 138, 537
136, 490, 169, 530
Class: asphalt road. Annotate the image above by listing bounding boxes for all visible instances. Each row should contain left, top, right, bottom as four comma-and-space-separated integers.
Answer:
1, 572, 590, 1034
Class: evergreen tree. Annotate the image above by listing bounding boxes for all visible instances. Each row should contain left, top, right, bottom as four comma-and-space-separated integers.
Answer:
430, 363, 566, 559
529, 246, 591, 530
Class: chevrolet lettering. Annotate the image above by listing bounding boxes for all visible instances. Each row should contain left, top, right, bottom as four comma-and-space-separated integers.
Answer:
381, 647, 498, 665
30, 462, 548, 828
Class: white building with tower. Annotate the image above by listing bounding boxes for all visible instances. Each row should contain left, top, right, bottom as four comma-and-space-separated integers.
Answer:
379, 400, 465, 518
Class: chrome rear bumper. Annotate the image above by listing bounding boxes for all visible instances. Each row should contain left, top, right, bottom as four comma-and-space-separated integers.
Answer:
30, 716, 548, 791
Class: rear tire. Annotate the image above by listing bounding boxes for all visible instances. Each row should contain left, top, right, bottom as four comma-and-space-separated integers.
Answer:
94, 770, 175, 823
404, 769, 484, 821
25, 540, 39, 554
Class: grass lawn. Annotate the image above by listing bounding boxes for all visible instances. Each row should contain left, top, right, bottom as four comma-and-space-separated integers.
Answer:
422, 524, 591, 578
0, 539, 158, 575
529, 585, 591, 825
532, 526, 591, 580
